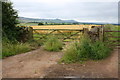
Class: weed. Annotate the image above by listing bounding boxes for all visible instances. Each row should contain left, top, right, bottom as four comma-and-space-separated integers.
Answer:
2, 42, 31, 58
60, 34, 112, 63
43, 35, 63, 51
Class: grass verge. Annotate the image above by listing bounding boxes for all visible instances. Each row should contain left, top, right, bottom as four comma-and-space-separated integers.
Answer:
2, 38, 43, 58
2, 42, 31, 58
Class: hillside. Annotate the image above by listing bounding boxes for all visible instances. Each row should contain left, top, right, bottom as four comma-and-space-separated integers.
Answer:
18, 17, 119, 25
18, 17, 78, 23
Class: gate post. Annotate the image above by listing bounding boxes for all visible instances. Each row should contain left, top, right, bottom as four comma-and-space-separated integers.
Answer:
83, 28, 89, 35
100, 25, 104, 42
28, 27, 33, 40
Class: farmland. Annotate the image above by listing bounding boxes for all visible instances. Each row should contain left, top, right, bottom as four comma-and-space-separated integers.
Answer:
21, 25, 101, 35
3, 24, 119, 78
24, 25, 100, 30
2, 0, 119, 79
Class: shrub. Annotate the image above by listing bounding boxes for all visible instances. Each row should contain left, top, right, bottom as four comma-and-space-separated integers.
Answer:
43, 35, 63, 51
38, 22, 44, 25
2, 1, 19, 41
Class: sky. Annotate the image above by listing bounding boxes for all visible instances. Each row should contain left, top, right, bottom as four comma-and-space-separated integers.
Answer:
10, 0, 119, 23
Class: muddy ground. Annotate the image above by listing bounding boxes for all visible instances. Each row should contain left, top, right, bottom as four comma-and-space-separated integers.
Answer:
2, 47, 119, 78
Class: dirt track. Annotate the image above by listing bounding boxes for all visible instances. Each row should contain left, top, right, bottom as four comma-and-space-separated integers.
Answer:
2, 47, 118, 78
2, 47, 63, 78
45, 49, 118, 78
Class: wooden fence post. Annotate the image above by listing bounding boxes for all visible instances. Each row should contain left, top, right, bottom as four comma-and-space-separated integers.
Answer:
100, 25, 104, 42
83, 28, 89, 35
28, 27, 33, 40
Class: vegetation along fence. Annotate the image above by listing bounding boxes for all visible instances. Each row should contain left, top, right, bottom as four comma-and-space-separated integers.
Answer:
103, 26, 120, 49
18, 25, 119, 45
17, 25, 103, 42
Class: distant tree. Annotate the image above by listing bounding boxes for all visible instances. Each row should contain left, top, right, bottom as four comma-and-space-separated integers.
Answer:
45, 22, 48, 25
38, 22, 44, 25
73, 22, 79, 25
62, 23, 65, 25
2, 0, 19, 41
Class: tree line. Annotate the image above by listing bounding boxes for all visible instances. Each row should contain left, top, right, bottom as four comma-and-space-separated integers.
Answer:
28, 22, 80, 25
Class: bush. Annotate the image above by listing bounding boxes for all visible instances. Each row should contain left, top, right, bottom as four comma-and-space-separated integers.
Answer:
2, 1, 19, 41
38, 22, 44, 25
60, 35, 112, 63
43, 35, 63, 51
2, 42, 31, 58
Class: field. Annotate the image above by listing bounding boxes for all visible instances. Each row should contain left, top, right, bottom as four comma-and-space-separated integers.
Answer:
3, 24, 119, 78
3, 0, 119, 78
17, 23, 39, 26
30, 25, 100, 30
20, 25, 100, 34
30, 25, 96, 42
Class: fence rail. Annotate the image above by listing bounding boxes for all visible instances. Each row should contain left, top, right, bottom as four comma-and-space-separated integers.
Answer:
103, 28, 120, 48
104, 31, 120, 32
33, 29, 84, 42
107, 36, 120, 38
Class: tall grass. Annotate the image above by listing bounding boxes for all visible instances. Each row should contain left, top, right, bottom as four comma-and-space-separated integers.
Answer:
104, 24, 119, 41
60, 34, 112, 63
2, 42, 31, 58
89, 41, 111, 60
104, 24, 119, 48
43, 35, 63, 51
2, 37, 43, 58
60, 42, 79, 63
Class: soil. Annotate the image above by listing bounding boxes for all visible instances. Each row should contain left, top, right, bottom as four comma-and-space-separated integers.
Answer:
45, 49, 118, 78
2, 47, 119, 78
2, 47, 63, 78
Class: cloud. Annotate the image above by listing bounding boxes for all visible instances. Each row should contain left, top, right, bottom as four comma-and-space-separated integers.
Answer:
11, 0, 118, 23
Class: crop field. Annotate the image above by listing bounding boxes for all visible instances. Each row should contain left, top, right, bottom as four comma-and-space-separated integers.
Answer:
28, 25, 101, 42
25, 25, 100, 34
31, 25, 100, 30
18, 24, 102, 41
19, 24, 101, 30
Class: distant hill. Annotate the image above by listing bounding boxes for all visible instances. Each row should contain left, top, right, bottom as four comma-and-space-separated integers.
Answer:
18, 17, 78, 23
18, 17, 119, 25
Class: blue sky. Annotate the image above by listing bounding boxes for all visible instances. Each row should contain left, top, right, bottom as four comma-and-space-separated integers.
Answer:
11, 0, 119, 23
